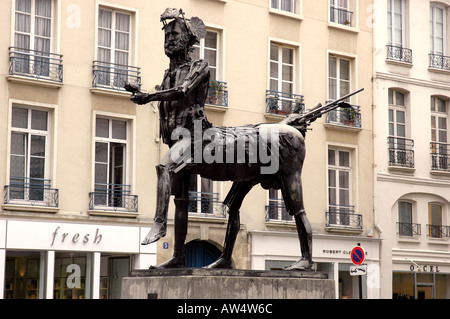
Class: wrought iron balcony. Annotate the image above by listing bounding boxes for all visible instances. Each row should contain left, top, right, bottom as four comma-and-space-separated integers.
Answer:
397, 222, 421, 237
265, 198, 293, 222
92, 61, 141, 91
388, 137, 415, 168
431, 142, 450, 172
89, 183, 138, 213
325, 101, 361, 128
326, 205, 362, 229
9, 47, 63, 83
429, 53, 450, 71
206, 80, 228, 107
188, 191, 226, 218
427, 224, 450, 238
330, 7, 353, 26
4, 177, 59, 207
266, 90, 304, 116
386, 45, 413, 64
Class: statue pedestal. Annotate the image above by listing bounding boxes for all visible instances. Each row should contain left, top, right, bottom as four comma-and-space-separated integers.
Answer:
121, 268, 335, 299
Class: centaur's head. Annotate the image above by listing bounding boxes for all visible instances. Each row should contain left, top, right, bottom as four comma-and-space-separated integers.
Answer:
160, 8, 206, 60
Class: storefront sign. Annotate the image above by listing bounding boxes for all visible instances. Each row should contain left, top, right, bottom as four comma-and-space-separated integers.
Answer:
409, 264, 440, 273
51, 226, 103, 246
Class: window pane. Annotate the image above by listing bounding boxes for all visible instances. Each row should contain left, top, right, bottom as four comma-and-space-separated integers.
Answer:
16, 0, 31, 12
205, 49, 217, 67
12, 107, 28, 128
328, 169, 336, 187
339, 189, 350, 206
35, 0, 52, 18
399, 201, 412, 223
31, 110, 48, 131
11, 133, 26, 155
30, 157, 44, 179
328, 149, 336, 165
10, 155, 26, 178
339, 151, 350, 167
395, 91, 404, 106
115, 32, 129, 51
15, 13, 31, 33
112, 120, 126, 140
30, 135, 45, 157
282, 65, 293, 82
438, 117, 447, 130
96, 118, 109, 138
95, 163, 108, 184
282, 48, 293, 64
329, 56, 337, 78
99, 9, 112, 29
205, 32, 217, 49
270, 62, 278, 79
270, 43, 278, 61
98, 29, 111, 48
396, 110, 405, 124
95, 142, 108, 163
339, 59, 350, 80
115, 13, 130, 32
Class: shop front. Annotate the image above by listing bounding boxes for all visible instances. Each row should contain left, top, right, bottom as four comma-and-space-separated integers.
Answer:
250, 231, 381, 299
0, 219, 156, 299
393, 255, 450, 299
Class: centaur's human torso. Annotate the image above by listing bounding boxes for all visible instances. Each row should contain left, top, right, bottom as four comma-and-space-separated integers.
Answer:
158, 59, 211, 146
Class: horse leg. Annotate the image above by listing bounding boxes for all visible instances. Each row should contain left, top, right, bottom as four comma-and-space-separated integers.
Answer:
280, 172, 313, 271
205, 181, 253, 269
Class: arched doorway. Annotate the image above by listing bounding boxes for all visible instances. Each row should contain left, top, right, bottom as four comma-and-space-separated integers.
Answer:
185, 240, 222, 268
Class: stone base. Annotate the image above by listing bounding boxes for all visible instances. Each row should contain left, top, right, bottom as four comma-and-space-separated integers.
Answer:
121, 268, 335, 299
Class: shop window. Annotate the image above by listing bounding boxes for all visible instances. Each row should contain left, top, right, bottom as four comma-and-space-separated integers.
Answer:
53, 252, 91, 299
99, 255, 130, 299
339, 263, 366, 299
4, 251, 43, 299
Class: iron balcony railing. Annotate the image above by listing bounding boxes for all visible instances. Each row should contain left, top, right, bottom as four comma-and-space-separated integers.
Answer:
388, 137, 415, 168
9, 47, 63, 83
326, 205, 362, 229
330, 7, 353, 26
92, 61, 141, 91
397, 222, 421, 237
188, 191, 226, 218
386, 45, 413, 64
89, 183, 138, 213
431, 142, 450, 171
4, 177, 59, 207
429, 53, 450, 71
206, 80, 228, 107
427, 224, 450, 238
266, 90, 305, 116
265, 198, 293, 222
325, 101, 362, 128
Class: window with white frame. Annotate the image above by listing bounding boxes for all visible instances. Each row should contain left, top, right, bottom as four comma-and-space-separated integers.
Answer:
430, 4, 446, 56
267, 188, 291, 222
93, 117, 132, 210
398, 201, 413, 236
388, 89, 406, 139
328, 55, 350, 101
188, 174, 224, 217
271, 0, 299, 15
12, 0, 60, 80
387, 0, 405, 47
191, 30, 220, 81
328, 148, 351, 210
8, 105, 55, 206
270, 42, 294, 94
428, 203, 445, 238
431, 96, 449, 171
95, 7, 138, 89
330, 0, 354, 26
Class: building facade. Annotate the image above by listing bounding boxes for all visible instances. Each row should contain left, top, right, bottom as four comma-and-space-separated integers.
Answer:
374, 0, 450, 299
0, 0, 378, 299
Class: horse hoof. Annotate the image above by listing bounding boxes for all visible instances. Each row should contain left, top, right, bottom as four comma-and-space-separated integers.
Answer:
141, 222, 166, 245
204, 257, 232, 269
283, 259, 313, 271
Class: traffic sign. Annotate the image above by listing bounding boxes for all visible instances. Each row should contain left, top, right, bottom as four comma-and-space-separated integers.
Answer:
350, 246, 365, 265
350, 265, 367, 276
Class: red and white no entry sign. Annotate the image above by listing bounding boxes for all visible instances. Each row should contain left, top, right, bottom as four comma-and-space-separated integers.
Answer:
351, 246, 365, 265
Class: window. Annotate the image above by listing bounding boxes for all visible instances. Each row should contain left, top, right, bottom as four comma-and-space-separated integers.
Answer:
328, 149, 351, 208
430, 4, 446, 56
328, 55, 350, 101
387, 0, 405, 47
270, 43, 294, 95
330, 0, 353, 26
271, 0, 298, 15
428, 203, 443, 238
92, 117, 137, 212
191, 30, 219, 81
54, 252, 92, 299
398, 201, 413, 236
188, 175, 224, 217
7, 106, 57, 207
431, 97, 449, 170
11, 0, 62, 82
94, 7, 140, 90
266, 188, 291, 222
388, 89, 414, 168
